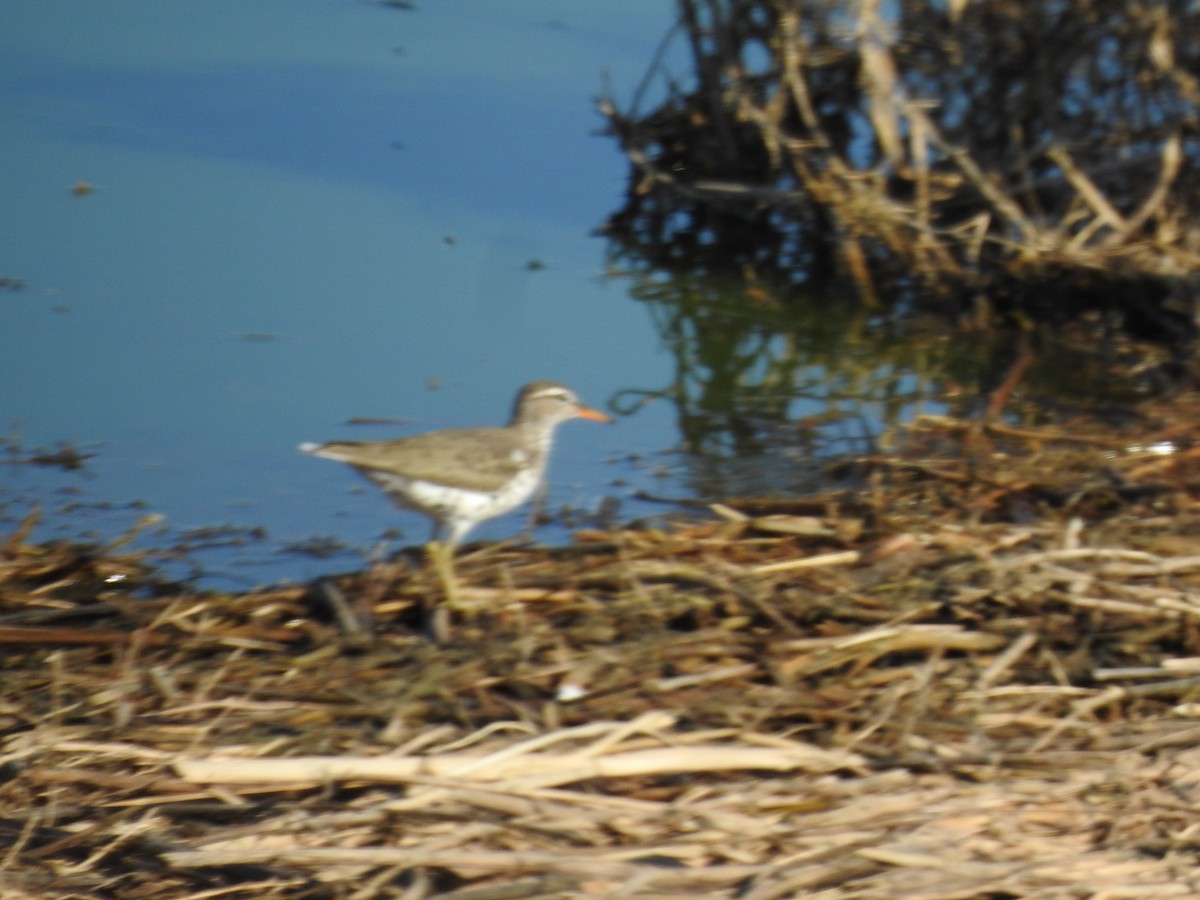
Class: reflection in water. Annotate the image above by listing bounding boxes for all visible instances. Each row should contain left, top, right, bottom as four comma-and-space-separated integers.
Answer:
603, 250, 1170, 504
593, 0, 1200, 514
605, 260, 935, 500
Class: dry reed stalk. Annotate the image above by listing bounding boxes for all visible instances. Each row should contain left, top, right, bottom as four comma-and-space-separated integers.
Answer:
8, 396, 1200, 895
602, 0, 1200, 309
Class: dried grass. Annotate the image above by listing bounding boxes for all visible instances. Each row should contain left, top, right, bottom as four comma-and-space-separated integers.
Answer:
601, 0, 1200, 308
6, 395, 1200, 896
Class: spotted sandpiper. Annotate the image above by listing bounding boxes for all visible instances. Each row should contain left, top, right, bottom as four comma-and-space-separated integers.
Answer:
299, 381, 612, 548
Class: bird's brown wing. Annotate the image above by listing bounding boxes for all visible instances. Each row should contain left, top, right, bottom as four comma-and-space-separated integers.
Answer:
306, 427, 538, 493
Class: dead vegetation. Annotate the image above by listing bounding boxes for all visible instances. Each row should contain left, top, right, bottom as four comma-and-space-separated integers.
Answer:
602, 0, 1200, 325
4, 394, 1200, 896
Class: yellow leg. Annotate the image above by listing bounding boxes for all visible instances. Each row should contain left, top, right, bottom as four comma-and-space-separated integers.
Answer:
427, 540, 462, 611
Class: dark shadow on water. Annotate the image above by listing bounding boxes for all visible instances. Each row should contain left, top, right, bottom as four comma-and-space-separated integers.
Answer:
603, 248, 1183, 505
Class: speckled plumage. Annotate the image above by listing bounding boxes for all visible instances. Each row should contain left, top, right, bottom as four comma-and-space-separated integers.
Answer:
300, 381, 610, 547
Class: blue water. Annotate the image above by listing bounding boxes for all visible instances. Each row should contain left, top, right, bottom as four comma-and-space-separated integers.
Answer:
0, 2, 952, 590
0, 1, 688, 585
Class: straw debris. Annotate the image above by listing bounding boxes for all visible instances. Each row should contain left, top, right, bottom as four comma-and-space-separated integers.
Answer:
601, 0, 1200, 321
6, 396, 1200, 896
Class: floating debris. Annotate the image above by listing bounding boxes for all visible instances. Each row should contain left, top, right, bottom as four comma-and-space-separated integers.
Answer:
5, 393, 1200, 895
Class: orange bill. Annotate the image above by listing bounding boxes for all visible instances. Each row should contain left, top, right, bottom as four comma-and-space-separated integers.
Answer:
575, 405, 613, 424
